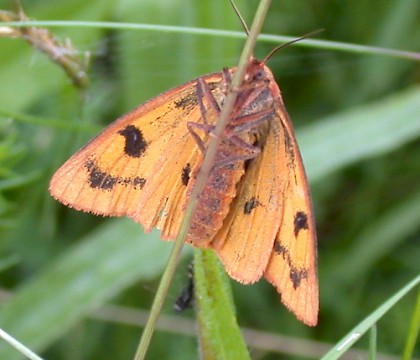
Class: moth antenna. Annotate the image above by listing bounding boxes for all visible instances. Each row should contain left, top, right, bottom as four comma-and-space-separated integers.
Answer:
262, 29, 324, 64
228, 0, 249, 35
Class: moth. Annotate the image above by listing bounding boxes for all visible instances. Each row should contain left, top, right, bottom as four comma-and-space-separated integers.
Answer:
50, 50, 318, 326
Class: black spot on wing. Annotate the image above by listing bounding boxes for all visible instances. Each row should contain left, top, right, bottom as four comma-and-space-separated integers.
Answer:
274, 241, 287, 256
181, 163, 191, 186
118, 125, 147, 158
85, 160, 117, 190
243, 197, 261, 214
290, 267, 308, 289
85, 159, 146, 191
132, 177, 146, 189
118, 176, 146, 189
294, 211, 308, 237
273, 240, 308, 290
174, 92, 198, 110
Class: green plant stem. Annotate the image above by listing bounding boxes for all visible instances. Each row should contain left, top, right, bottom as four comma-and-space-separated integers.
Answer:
0, 328, 44, 360
368, 324, 377, 360
402, 286, 420, 360
321, 275, 420, 360
3, 21, 420, 60
133, 0, 272, 359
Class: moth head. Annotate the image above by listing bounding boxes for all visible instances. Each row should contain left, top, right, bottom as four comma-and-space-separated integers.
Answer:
244, 58, 271, 84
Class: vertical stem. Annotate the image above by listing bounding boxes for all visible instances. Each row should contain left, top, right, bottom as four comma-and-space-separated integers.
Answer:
368, 324, 377, 360
402, 287, 420, 360
133, 0, 272, 359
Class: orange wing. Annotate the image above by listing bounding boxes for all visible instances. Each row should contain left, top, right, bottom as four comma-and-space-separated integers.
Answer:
50, 72, 225, 239
210, 65, 318, 326
263, 102, 318, 327
210, 119, 285, 283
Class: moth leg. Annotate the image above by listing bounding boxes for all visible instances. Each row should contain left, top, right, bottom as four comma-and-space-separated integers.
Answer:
187, 120, 260, 166
187, 121, 215, 153
222, 67, 232, 90
228, 134, 261, 154
211, 133, 260, 167
196, 78, 220, 125
188, 108, 273, 146
188, 77, 222, 152
214, 150, 260, 168
228, 109, 274, 134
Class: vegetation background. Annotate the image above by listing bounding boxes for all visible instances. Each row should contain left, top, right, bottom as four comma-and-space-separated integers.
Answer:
0, 0, 419, 359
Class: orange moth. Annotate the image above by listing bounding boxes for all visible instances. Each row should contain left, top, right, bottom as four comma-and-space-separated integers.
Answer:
50, 38, 318, 327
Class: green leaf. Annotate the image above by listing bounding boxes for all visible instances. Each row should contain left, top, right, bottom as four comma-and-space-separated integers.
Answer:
194, 249, 250, 360
299, 87, 420, 182
0, 219, 170, 359
402, 287, 420, 360
324, 189, 420, 288
320, 275, 420, 360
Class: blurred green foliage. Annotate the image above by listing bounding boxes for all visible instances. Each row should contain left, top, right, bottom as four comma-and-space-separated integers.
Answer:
0, 0, 419, 359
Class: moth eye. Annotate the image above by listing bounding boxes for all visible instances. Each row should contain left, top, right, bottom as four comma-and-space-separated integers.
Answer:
253, 70, 265, 81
